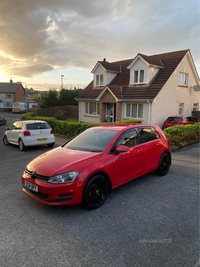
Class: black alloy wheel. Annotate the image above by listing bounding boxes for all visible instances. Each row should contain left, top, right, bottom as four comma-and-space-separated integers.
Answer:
82, 175, 109, 209
19, 139, 26, 151
3, 135, 9, 145
155, 153, 171, 176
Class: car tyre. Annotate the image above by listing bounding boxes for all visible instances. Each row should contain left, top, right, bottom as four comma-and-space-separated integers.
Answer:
82, 175, 109, 209
19, 138, 26, 151
155, 153, 171, 176
47, 143, 55, 148
3, 135, 9, 145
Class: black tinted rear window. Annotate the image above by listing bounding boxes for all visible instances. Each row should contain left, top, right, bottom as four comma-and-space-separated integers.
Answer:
27, 123, 50, 130
166, 117, 174, 122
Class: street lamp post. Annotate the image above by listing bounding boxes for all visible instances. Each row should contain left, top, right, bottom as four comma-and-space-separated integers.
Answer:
21, 82, 28, 120
61, 75, 64, 89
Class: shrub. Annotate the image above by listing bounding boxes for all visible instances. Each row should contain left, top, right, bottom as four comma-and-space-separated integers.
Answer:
21, 116, 142, 137
21, 112, 35, 120
164, 123, 200, 149
163, 122, 200, 137
54, 110, 67, 120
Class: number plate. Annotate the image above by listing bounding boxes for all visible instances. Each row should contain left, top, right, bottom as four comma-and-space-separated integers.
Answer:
25, 180, 38, 192
37, 138, 47, 142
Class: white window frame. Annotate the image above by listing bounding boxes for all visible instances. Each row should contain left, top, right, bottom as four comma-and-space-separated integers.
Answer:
178, 103, 184, 115
85, 102, 100, 115
4, 102, 13, 108
95, 74, 104, 86
178, 72, 188, 86
193, 103, 199, 111
133, 70, 145, 84
5, 94, 12, 99
126, 103, 143, 118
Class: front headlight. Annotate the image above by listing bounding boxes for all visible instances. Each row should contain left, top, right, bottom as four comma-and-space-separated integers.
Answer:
48, 171, 79, 184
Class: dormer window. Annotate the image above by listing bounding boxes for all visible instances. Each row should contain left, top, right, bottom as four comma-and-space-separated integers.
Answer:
134, 70, 144, 84
96, 74, 103, 86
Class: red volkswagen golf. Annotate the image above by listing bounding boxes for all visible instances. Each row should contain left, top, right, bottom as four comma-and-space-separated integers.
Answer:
21, 124, 171, 209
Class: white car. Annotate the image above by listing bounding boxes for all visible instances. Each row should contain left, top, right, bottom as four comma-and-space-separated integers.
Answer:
3, 120, 55, 151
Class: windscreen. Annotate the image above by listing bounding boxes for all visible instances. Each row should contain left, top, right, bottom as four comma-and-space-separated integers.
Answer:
26, 123, 51, 130
64, 129, 119, 152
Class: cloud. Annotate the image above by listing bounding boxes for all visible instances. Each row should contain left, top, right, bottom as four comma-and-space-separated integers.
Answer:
0, 0, 199, 80
2, 64, 53, 78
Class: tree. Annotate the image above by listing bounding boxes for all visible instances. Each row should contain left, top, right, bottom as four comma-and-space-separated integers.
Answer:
40, 89, 59, 108
59, 88, 82, 106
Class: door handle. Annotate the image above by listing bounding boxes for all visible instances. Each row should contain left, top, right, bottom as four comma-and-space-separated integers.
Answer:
137, 149, 143, 153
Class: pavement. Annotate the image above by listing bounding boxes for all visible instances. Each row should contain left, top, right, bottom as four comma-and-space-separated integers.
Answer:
55, 135, 70, 146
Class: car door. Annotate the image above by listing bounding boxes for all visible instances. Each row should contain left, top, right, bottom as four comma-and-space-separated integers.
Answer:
111, 128, 144, 187
137, 127, 161, 172
7, 122, 18, 143
7, 122, 23, 144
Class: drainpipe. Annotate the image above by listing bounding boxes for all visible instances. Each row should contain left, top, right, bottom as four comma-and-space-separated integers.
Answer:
147, 101, 152, 124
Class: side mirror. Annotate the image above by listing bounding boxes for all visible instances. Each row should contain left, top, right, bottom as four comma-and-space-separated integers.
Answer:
113, 145, 129, 154
6, 127, 10, 131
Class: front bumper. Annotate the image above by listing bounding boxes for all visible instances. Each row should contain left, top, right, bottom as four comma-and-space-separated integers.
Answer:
21, 172, 82, 206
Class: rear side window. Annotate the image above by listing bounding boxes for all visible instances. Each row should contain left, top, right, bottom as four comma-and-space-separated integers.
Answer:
173, 118, 183, 122
186, 117, 197, 122
166, 117, 174, 122
26, 123, 50, 130
138, 127, 160, 143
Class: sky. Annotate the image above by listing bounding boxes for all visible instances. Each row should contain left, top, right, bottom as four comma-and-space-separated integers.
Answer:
0, 0, 199, 91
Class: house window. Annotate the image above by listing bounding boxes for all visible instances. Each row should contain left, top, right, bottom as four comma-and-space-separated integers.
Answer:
178, 73, 188, 86
193, 103, 199, 111
96, 74, 103, 86
126, 104, 131, 117
85, 102, 100, 115
179, 103, 184, 115
134, 70, 144, 84
5, 94, 12, 99
85, 102, 88, 114
126, 103, 143, 118
4, 102, 13, 108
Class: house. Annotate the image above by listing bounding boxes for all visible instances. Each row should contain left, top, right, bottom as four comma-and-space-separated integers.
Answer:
76, 49, 200, 127
0, 80, 26, 111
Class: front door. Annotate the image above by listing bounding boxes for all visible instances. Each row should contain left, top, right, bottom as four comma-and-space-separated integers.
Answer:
106, 103, 114, 122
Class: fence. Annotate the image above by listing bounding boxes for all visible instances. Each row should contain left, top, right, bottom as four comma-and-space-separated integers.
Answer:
32, 105, 78, 119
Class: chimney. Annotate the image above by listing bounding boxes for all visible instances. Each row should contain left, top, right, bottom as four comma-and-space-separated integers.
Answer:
10, 79, 13, 83
103, 58, 106, 62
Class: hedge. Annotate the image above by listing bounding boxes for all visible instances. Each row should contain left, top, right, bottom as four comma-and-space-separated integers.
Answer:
163, 123, 200, 149
21, 113, 142, 137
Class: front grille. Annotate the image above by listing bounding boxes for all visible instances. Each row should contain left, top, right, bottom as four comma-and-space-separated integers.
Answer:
23, 186, 50, 200
25, 169, 49, 181
58, 193, 73, 198
23, 187, 72, 203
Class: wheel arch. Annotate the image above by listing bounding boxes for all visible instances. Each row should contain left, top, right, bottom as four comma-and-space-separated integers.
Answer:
83, 171, 112, 195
